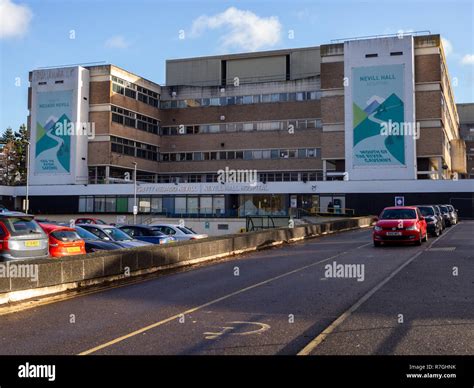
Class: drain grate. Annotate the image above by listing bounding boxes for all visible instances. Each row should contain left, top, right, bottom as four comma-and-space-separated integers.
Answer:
427, 247, 456, 251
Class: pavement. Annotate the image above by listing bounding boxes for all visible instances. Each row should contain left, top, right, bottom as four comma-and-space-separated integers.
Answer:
0, 221, 472, 355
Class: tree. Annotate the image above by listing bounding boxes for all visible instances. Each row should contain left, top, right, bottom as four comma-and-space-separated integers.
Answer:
0, 124, 29, 185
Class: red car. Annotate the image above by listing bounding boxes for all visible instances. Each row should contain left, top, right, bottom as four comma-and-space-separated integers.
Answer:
39, 223, 86, 258
75, 218, 107, 225
373, 206, 428, 247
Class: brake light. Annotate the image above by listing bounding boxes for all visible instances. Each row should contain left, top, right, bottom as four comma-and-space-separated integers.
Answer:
0, 224, 10, 251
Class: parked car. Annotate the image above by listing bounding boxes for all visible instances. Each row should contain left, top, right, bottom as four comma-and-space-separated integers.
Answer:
118, 225, 176, 245
76, 224, 153, 248
150, 224, 208, 241
416, 205, 443, 237
0, 212, 49, 261
74, 225, 123, 253
444, 204, 458, 225
0, 204, 8, 213
39, 223, 86, 258
75, 218, 107, 225
438, 205, 453, 227
373, 206, 428, 247
432, 205, 446, 230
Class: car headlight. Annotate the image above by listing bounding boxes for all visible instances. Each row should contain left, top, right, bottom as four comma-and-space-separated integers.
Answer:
406, 225, 418, 231
374, 226, 382, 231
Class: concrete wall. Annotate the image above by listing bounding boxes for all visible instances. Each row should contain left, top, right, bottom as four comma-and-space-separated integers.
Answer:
0, 217, 373, 305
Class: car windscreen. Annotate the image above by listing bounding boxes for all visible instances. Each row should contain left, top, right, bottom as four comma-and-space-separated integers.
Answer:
418, 207, 434, 217
2, 217, 44, 236
103, 227, 133, 241
96, 219, 107, 224
177, 226, 194, 234
75, 226, 99, 240
380, 209, 417, 220
51, 230, 82, 242
439, 206, 449, 213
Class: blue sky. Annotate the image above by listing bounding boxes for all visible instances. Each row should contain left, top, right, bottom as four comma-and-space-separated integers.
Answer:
0, 0, 473, 133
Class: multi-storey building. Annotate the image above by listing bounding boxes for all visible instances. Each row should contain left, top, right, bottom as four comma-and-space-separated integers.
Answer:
457, 103, 474, 178
16, 33, 472, 218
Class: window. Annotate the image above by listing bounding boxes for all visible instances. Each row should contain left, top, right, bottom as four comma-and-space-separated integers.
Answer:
243, 95, 253, 104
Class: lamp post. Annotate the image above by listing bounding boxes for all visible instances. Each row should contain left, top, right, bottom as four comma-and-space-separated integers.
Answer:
25, 140, 30, 214
132, 162, 137, 224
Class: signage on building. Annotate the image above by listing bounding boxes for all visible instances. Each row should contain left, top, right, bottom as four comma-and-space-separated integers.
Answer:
352, 64, 405, 167
35, 90, 73, 174
394, 196, 404, 206
344, 37, 417, 181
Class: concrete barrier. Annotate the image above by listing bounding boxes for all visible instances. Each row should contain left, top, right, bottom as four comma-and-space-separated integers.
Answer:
0, 216, 374, 306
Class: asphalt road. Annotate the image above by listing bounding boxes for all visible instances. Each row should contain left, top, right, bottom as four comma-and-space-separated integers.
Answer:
0, 221, 472, 355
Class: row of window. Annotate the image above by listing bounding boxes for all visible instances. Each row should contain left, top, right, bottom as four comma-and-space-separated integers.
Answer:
160, 148, 321, 162
156, 171, 323, 183
111, 105, 159, 135
112, 76, 159, 107
79, 195, 226, 215
160, 91, 321, 109
110, 136, 158, 161
161, 118, 322, 135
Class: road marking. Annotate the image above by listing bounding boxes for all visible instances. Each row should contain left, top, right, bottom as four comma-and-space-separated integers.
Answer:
297, 222, 460, 356
78, 241, 372, 355
204, 321, 270, 339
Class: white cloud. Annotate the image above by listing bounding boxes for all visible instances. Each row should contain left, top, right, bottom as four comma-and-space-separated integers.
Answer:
441, 38, 453, 57
461, 54, 474, 65
190, 7, 282, 52
105, 35, 130, 49
0, 0, 33, 39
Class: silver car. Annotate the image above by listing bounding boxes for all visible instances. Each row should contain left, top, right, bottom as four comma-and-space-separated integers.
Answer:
76, 224, 153, 248
149, 224, 208, 241
0, 212, 49, 261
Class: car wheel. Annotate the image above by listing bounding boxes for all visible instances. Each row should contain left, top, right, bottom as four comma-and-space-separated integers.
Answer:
373, 241, 381, 247
415, 234, 422, 246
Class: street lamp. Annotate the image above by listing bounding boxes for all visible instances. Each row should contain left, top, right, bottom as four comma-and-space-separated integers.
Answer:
25, 140, 30, 214
132, 162, 137, 224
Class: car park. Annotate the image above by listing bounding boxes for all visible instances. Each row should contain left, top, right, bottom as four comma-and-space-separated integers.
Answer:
118, 225, 176, 245
0, 212, 49, 261
373, 206, 428, 247
77, 224, 153, 248
39, 223, 86, 258
75, 218, 107, 225
416, 205, 443, 237
74, 225, 123, 253
150, 224, 208, 241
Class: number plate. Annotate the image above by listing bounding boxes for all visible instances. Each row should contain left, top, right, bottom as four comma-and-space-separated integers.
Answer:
25, 240, 40, 247
67, 246, 81, 253
386, 231, 402, 236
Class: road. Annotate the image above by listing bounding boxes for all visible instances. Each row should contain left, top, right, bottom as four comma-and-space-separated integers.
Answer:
0, 221, 472, 355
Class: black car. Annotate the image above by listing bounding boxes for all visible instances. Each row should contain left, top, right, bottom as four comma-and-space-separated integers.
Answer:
74, 225, 122, 253
417, 205, 443, 237
438, 205, 453, 227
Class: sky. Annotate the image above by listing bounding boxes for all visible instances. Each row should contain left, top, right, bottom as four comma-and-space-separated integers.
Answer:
0, 0, 473, 133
